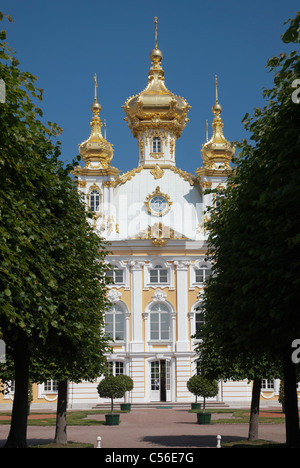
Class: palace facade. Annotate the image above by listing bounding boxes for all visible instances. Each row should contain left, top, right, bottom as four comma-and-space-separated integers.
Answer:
0, 21, 287, 409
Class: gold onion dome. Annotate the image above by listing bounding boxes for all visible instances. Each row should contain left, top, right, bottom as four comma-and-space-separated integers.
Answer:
123, 17, 190, 138
79, 74, 114, 169
201, 76, 234, 169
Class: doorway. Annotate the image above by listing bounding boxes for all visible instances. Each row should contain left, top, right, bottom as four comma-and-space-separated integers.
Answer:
150, 360, 170, 401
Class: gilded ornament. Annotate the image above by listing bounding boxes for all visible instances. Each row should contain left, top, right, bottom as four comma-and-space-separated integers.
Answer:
150, 164, 164, 179
144, 186, 172, 217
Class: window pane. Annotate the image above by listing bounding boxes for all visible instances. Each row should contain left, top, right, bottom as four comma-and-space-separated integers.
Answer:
195, 269, 204, 283
90, 190, 100, 212
150, 270, 158, 283
159, 269, 168, 282
153, 137, 161, 153
114, 269, 124, 283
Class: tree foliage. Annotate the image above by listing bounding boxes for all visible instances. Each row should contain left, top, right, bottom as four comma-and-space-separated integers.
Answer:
0, 13, 110, 447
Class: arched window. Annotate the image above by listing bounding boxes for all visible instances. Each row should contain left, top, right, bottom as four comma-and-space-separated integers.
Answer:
195, 264, 212, 283
90, 190, 101, 212
150, 265, 168, 284
152, 137, 161, 153
195, 309, 205, 339
105, 304, 125, 341
150, 303, 170, 340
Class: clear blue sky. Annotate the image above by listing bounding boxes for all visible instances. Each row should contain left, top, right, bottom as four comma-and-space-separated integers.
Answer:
1, 0, 299, 174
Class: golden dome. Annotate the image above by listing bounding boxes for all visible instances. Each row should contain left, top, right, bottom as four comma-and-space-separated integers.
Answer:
79, 74, 114, 169
201, 76, 234, 169
123, 18, 190, 139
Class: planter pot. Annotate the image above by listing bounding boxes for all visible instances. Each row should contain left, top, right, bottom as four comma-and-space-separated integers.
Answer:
197, 412, 211, 424
191, 403, 201, 410
120, 403, 131, 412
105, 414, 120, 425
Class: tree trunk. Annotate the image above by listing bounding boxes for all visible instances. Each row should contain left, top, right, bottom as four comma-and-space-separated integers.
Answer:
283, 353, 300, 447
248, 377, 261, 441
54, 380, 68, 445
5, 338, 29, 448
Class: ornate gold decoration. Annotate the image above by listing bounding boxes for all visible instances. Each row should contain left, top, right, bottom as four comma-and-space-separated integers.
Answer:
150, 164, 164, 179
169, 166, 196, 186
122, 17, 190, 141
144, 186, 172, 216
79, 74, 114, 169
152, 238, 167, 247
200, 180, 212, 190
201, 76, 234, 170
77, 180, 87, 188
132, 222, 187, 241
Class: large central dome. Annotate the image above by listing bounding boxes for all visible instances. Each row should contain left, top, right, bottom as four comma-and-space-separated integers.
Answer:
123, 20, 190, 139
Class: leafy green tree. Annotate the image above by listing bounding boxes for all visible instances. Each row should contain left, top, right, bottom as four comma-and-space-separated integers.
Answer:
201, 13, 300, 446
0, 13, 110, 447
97, 375, 127, 414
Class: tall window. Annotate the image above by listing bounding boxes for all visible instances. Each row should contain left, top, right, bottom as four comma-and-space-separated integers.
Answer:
90, 190, 101, 212
150, 265, 168, 284
195, 310, 205, 339
105, 304, 125, 341
195, 265, 212, 283
150, 303, 170, 340
152, 137, 161, 153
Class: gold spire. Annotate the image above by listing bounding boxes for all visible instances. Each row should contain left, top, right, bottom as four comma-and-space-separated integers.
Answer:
154, 16, 158, 49
79, 74, 113, 168
201, 75, 234, 170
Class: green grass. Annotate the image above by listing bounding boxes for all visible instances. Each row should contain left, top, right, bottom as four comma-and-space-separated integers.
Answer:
188, 408, 285, 424
0, 410, 124, 426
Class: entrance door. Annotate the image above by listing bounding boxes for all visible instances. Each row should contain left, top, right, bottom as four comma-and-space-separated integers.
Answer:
150, 360, 170, 401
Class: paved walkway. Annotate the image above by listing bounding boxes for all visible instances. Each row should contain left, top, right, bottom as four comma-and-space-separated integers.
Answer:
0, 408, 287, 448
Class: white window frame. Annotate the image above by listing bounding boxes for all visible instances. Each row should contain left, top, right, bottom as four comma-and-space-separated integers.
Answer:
189, 260, 212, 289
152, 137, 162, 153
105, 303, 126, 343
105, 259, 129, 289
149, 302, 171, 342
144, 258, 174, 290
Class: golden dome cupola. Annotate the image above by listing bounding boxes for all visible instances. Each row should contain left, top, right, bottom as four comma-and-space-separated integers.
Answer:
79, 74, 114, 169
201, 76, 234, 170
123, 17, 190, 167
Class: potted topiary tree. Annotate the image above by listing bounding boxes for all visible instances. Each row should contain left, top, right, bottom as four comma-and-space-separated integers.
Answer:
187, 375, 202, 410
195, 376, 219, 424
97, 375, 127, 425
118, 375, 134, 412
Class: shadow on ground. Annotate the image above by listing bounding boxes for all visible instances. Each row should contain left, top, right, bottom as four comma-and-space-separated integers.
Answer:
142, 435, 244, 448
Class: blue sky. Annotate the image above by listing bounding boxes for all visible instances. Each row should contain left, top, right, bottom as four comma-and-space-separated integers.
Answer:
1, 0, 299, 174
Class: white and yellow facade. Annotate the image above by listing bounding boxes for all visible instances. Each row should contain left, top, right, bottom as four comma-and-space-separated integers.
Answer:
67, 23, 252, 408
0, 20, 288, 410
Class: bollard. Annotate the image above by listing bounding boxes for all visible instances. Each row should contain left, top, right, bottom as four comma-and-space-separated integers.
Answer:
97, 436, 101, 448
216, 434, 221, 448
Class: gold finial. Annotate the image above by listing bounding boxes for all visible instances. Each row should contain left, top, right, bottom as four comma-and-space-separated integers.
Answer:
212, 74, 222, 115
104, 119, 107, 139
206, 120, 208, 142
154, 16, 158, 49
94, 73, 98, 102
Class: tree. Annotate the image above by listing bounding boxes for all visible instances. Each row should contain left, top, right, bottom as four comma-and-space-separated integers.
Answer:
187, 375, 218, 414
97, 375, 127, 414
201, 13, 300, 446
0, 14, 110, 447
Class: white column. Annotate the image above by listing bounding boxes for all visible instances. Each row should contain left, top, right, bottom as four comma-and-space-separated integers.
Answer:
130, 261, 145, 352
174, 261, 190, 352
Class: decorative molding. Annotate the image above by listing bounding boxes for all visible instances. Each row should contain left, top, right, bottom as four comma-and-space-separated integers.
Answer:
107, 289, 122, 303
152, 289, 167, 302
